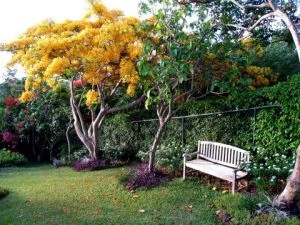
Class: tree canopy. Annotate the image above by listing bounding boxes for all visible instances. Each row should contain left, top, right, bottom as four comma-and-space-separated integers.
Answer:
1, 0, 143, 104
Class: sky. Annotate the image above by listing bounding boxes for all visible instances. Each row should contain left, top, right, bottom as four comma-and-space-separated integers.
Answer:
0, 0, 141, 80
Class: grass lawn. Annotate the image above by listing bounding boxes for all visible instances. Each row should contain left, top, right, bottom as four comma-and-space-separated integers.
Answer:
0, 165, 222, 225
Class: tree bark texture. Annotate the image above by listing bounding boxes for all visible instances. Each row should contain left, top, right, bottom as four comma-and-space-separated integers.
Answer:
148, 124, 166, 172
148, 103, 173, 172
274, 145, 300, 210
65, 120, 72, 161
69, 79, 145, 160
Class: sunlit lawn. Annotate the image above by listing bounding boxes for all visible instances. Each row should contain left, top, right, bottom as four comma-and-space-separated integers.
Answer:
0, 165, 221, 225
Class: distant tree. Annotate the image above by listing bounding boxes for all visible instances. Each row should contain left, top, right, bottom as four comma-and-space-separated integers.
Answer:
0, 69, 23, 107
16, 85, 71, 161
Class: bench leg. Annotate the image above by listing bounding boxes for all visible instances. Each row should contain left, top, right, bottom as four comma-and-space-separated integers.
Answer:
232, 171, 237, 194
183, 158, 186, 180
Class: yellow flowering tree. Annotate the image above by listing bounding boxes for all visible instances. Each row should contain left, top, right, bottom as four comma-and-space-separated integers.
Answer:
1, 0, 145, 159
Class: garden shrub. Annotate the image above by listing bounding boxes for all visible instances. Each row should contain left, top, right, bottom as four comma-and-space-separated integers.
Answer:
121, 163, 170, 190
0, 149, 27, 167
214, 193, 300, 225
73, 158, 110, 171
0, 131, 18, 149
100, 114, 136, 161
71, 147, 89, 161
214, 194, 264, 224
155, 143, 194, 172
0, 186, 9, 199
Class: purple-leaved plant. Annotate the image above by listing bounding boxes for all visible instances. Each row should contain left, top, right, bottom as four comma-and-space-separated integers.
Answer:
73, 159, 110, 171
125, 163, 170, 190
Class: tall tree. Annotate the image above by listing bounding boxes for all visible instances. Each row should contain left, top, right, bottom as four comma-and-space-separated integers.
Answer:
1, 0, 144, 159
139, 0, 241, 171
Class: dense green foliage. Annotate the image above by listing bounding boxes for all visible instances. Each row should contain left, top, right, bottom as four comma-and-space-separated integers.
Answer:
0, 149, 27, 167
251, 42, 300, 80
100, 114, 136, 161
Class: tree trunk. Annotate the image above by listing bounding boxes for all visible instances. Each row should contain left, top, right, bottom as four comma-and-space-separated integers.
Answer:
274, 145, 300, 210
148, 123, 166, 172
66, 122, 72, 161
274, 9, 300, 62
69, 79, 145, 161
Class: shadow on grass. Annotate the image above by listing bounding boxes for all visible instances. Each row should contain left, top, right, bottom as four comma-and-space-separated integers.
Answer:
0, 186, 9, 200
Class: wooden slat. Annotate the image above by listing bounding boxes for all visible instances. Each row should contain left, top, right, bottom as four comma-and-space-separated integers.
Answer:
185, 159, 248, 182
228, 149, 232, 164
230, 149, 234, 164
197, 141, 250, 168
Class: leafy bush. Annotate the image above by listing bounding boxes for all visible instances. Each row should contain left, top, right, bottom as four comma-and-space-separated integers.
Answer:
1, 131, 18, 149
250, 152, 295, 190
0, 186, 9, 199
214, 194, 299, 225
214, 194, 263, 223
252, 41, 300, 80
100, 114, 136, 161
121, 163, 170, 190
156, 143, 194, 172
71, 147, 89, 161
73, 158, 110, 171
0, 149, 27, 167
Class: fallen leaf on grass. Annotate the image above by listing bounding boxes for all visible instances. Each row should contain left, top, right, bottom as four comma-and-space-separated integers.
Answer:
62, 207, 70, 213
182, 205, 193, 213
132, 194, 139, 198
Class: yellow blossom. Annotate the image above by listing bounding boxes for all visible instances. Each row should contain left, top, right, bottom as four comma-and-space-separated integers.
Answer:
120, 59, 137, 83
85, 89, 99, 107
126, 84, 136, 96
0, 0, 142, 99
19, 91, 35, 103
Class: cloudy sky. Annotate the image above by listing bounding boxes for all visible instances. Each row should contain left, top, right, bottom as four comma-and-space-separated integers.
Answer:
0, 0, 141, 80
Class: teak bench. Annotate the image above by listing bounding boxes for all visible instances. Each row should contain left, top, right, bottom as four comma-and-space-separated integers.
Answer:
183, 141, 250, 194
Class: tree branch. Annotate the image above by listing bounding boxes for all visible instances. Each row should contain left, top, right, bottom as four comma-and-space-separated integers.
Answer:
70, 78, 88, 137
176, 0, 214, 5
225, 24, 248, 30
107, 95, 146, 114
110, 78, 122, 97
248, 12, 276, 32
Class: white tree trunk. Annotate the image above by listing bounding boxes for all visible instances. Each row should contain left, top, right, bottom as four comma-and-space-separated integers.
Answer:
69, 79, 145, 160
274, 9, 300, 62
274, 145, 300, 210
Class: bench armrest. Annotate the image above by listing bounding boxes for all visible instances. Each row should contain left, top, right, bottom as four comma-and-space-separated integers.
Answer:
183, 151, 198, 158
234, 162, 251, 172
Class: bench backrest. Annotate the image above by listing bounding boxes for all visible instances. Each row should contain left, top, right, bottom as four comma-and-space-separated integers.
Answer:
197, 141, 250, 168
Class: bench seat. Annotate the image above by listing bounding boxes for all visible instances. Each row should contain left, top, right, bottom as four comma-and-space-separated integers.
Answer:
185, 159, 248, 182
183, 141, 250, 194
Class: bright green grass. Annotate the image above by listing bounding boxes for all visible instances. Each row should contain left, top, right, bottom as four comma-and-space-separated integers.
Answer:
0, 165, 221, 225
